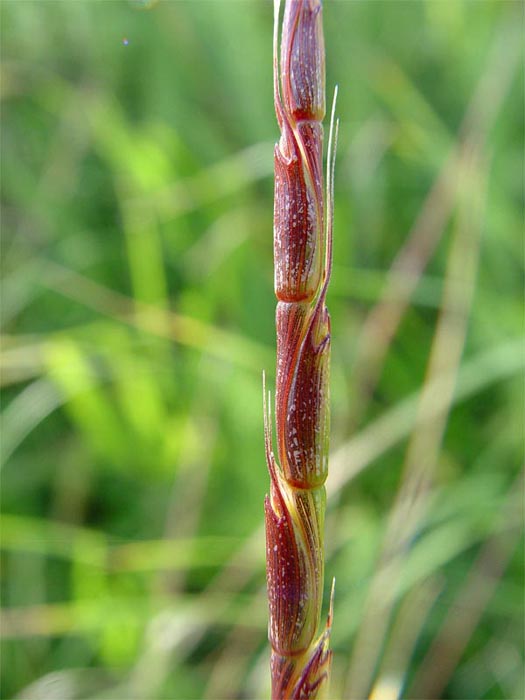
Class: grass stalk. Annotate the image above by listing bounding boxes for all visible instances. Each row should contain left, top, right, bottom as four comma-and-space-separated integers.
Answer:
264, 1, 337, 697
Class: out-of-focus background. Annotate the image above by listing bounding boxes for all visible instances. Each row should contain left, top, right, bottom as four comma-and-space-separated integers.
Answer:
1, 0, 523, 698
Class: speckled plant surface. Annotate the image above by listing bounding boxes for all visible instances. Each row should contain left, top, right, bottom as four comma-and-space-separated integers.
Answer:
264, 1, 337, 697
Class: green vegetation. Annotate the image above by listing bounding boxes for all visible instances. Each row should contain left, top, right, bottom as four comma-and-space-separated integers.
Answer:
1, 1, 522, 699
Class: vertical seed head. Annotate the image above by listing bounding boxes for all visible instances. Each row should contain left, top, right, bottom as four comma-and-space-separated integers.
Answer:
266, 1, 335, 696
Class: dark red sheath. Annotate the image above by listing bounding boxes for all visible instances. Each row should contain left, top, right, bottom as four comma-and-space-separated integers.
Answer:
264, 1, 335, 698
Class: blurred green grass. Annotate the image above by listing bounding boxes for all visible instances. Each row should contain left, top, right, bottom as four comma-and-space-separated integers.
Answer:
1, 1, 523, 699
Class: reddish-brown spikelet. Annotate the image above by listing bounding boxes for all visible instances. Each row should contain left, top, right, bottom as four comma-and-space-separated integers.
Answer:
280, 0, 325, 122
276, 301, 330, 489
273, 0, 325, 303
265, 0, 335, 697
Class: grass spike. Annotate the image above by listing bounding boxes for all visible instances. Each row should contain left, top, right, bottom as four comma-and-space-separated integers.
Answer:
264, 1, 335, 697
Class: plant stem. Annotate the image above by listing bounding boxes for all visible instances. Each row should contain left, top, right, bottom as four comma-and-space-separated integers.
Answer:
264, 1, 336, 697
